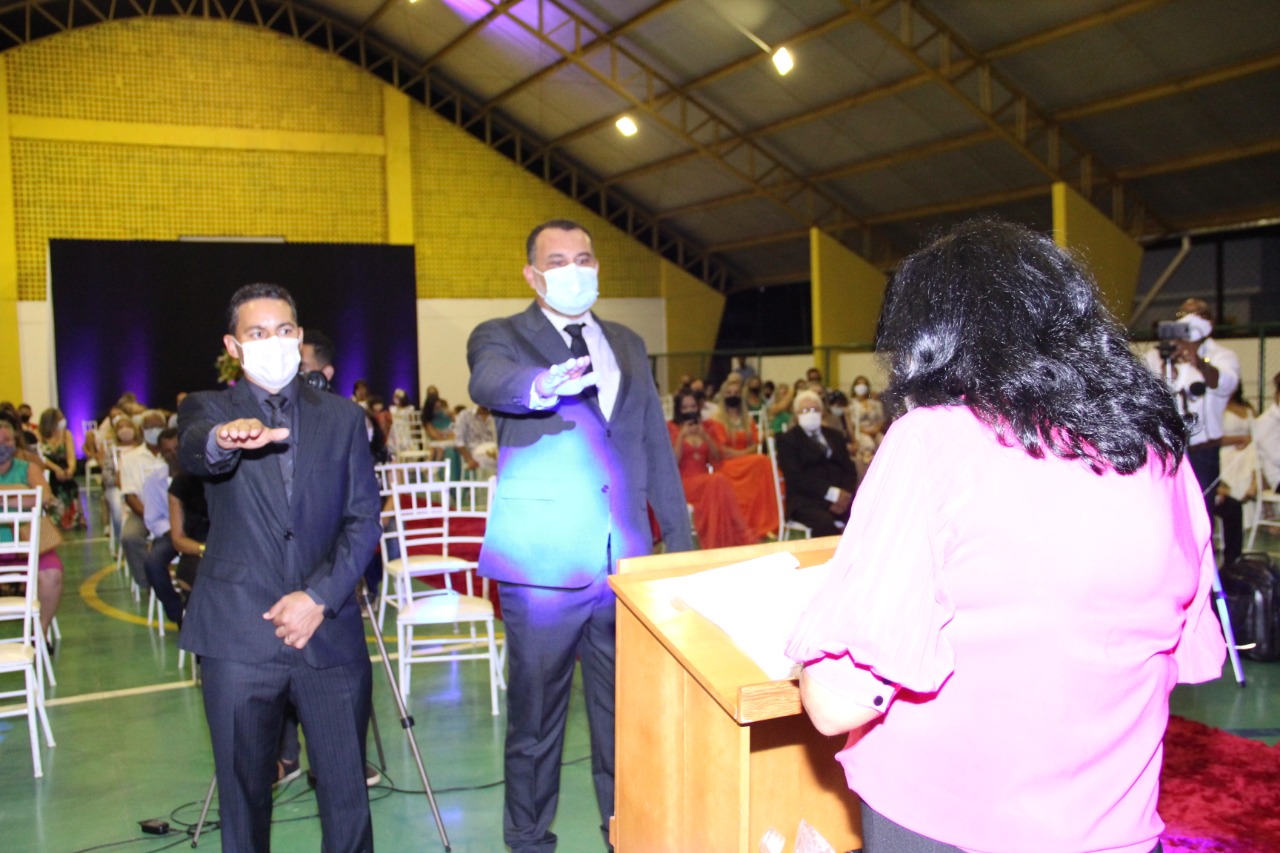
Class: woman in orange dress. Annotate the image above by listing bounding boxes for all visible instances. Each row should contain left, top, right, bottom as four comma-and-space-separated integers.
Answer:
706, 379, 779, 541
669, 390, 754, 550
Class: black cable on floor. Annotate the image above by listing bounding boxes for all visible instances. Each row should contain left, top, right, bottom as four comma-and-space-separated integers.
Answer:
65, 754, 591, 853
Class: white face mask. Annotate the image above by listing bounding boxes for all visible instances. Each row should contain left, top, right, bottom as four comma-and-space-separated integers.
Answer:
830, 406, 845, 417
798, 411, 823, 433
238, 336, 301, 392
853, 384, 869, 397
143, 427, 163, 446
1182, 314, 1212, 342
537, 264, 599, 316
57, 419, 67, 432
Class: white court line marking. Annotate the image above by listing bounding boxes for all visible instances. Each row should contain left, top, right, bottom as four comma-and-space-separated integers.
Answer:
44, 654, 405, 707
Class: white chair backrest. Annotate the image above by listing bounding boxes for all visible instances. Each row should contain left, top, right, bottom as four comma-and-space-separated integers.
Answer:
0, 489, 41, 561
750, 409, 769, 451
0, 489, 43, 636
389, 481, 469, 571
375, 460, 450, 496
766, 436, 786, 536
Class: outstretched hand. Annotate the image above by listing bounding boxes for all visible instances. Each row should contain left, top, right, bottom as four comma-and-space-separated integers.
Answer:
534, 355, 598, 398
215, 418, 290, 451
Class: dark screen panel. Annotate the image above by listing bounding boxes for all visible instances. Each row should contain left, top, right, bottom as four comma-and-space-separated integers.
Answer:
50, 239, 417, 446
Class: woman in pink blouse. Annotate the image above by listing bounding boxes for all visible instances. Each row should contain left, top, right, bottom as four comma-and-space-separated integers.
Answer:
786, 220, 1225, 853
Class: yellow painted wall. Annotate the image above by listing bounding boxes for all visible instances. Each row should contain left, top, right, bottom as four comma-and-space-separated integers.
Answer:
0, 62, 19, 404
410, 104, 661, 299
1052, 182, 1143, 317
810, 227, 886, 388
0, 17, 674, 401
661, 260, 725, 390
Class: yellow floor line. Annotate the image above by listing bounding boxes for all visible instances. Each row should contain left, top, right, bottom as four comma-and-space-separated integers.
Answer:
79, 564, 506, 647
79, 564, 159, 628
46, 679, 196, 707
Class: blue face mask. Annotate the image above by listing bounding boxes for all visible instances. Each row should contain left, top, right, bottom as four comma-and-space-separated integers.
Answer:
0, 443, 15, 465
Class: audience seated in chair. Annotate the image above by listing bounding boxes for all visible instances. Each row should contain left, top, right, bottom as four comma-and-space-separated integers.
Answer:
775, 389, 858, 537
140, 429, 192, 629
704, 377, 778, 541
455, 404, 498, 481
0, 411, 63, 637
120, 411, 171, 589
668, 390, 754, 550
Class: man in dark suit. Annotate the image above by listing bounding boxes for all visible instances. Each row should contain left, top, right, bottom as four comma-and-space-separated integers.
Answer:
177, 283, 381, 853
776, 389, 858, 536
468, 219, 693, 852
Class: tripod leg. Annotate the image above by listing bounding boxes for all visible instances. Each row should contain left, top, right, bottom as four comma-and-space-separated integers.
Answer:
368, 682, 387, 772
191, 773, 217, 847
1210, 567, 1247, 687
359, 582, 452, 851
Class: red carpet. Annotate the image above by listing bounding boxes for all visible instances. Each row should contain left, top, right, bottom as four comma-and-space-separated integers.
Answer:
1160, 716, 1280, 852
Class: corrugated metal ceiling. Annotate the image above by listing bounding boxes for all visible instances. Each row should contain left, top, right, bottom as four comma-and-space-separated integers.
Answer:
301, 0, 1280, 290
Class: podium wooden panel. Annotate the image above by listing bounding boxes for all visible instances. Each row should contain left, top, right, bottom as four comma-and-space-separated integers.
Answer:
609, 537, 861, 853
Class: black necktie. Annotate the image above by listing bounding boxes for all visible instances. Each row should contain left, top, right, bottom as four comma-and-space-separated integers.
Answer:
265, 394, 294, 500
564, 323, 597, 398
808, 430, 832, 458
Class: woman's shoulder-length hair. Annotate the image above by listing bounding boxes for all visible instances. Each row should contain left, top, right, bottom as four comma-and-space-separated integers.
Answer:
876, 218, 1186, 475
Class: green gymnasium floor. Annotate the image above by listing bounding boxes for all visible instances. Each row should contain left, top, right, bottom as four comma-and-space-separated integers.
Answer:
1, 487, 1277, 853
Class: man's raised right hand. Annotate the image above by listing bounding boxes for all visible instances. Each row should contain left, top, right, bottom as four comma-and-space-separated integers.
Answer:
215, 418, 290, 450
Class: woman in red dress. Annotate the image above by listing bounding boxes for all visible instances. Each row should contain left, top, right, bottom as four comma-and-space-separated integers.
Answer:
668, 390, 754, 550
706, 378, 779, 541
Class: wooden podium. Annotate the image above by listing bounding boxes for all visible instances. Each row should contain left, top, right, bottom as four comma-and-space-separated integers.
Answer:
609, 537, 861, 853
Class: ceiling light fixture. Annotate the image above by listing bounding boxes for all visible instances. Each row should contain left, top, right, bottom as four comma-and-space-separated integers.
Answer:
771, 47, 794, 76
616, 115, 638, 137
720, 14, 795, 77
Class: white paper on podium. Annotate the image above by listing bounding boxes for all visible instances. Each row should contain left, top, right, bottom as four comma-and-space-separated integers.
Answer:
648, 552, 833, 681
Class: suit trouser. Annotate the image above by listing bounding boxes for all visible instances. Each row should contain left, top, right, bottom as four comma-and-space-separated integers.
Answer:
1189, 444, 1243, 564
499, 575, 616, 853
789, 503, 847, 538
142, 533, 183, 627
201, 649, 373, 853
121, 512, 150, 585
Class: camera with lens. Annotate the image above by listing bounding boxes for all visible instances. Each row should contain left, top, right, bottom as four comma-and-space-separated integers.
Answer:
1155, 320, 1190, 361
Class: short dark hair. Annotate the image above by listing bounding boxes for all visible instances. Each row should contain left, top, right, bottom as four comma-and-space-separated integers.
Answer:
526, 219, 592, 264
158, 427, 179, 443
304, 329, 335, 368
877, 218, 1186, 475
0, 410, 22, 447
227, 283, 298, 335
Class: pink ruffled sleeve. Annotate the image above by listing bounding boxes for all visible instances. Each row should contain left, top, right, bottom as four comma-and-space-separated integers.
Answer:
785, 410, 956, 694
1171, 460, 1227, 683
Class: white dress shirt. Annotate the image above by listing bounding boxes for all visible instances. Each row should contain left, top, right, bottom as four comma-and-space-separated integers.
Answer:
1145, 337, 1239, 445
535, 307, 622, 421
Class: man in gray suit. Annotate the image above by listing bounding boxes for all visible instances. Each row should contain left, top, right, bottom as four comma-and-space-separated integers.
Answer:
468, 219, 693, 852
178, 283, 382, 853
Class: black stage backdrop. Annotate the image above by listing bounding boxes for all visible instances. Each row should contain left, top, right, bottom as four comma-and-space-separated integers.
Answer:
50, 240, 417, 446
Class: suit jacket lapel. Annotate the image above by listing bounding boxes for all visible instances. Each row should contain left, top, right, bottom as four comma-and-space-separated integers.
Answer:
230, 381, 291, 524
292, 384, 326, 505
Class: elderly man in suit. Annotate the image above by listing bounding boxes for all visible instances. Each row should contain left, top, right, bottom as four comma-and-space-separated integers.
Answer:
178, 283, 381, 853
775, 388, 859, 537
468, 219, 693, 852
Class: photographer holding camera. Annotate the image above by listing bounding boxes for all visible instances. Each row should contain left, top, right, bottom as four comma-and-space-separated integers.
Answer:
1145, 297, 1243, 563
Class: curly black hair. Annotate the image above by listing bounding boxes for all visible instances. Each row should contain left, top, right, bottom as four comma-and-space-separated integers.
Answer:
876, 219, 1186, 475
